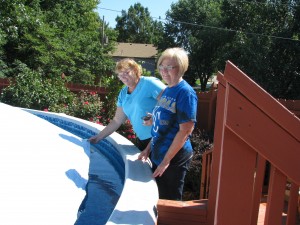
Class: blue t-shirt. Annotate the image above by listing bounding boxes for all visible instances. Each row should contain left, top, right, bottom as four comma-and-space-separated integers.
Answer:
150, 80, 198, 166
117, 76, 165, 140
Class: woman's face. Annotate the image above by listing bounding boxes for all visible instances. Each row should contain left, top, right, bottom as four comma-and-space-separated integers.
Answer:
117, 69, 138, 87
159, 58, 180, 87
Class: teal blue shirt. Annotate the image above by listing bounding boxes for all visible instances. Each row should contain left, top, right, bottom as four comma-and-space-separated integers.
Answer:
117, 76, 165, 140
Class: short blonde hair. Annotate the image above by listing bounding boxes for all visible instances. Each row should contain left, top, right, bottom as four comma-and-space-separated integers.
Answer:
115, 58, 143, 78
157, 47, 189, 76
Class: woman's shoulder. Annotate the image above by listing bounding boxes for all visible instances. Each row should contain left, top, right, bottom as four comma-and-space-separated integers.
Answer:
176, 80, 197, 97
174, 80, 192, 90
142, 76, 160, 82
141, 76, 165, 87
118, 85, 128, 96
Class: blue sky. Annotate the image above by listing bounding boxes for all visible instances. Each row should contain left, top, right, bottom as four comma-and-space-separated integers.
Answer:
97, 0, 178, 28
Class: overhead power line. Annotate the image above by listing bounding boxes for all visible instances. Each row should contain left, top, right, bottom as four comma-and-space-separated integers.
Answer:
99, 7, 122, 13
229, 0, 300, 8
159, 18, 300, 42
98, 6, 300, 42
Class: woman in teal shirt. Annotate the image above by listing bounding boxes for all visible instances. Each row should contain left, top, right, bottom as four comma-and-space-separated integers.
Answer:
89, 58, 165, 150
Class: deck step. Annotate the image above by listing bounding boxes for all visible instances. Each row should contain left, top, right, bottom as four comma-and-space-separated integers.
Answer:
157, 199, 208, 225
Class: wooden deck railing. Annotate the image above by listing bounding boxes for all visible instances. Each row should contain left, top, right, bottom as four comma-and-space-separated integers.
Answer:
206, 61, 300, 225
200, 149, 213, 200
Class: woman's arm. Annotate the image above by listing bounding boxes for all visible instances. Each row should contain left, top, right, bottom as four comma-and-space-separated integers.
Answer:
89, 107, 127, 143
152, 121, 194, 177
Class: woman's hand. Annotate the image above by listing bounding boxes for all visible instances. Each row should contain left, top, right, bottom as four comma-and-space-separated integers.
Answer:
152, 161, 170, 177
89, 107, 127, 144
152, 121, 195, 177
138, 148, 151, 162
88, 135, 101, 144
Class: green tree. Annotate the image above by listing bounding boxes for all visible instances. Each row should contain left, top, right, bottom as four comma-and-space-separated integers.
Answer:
219, 0, 300, 99
0, 27, 8, 78
115, 3, 164, 45
164, 0, 223, 90
0, 0, 118, 85
165, 0, 300, 98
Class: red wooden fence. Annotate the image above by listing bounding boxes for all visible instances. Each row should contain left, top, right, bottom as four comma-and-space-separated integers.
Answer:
0, 78, 9, 93
196, 89, 218, 134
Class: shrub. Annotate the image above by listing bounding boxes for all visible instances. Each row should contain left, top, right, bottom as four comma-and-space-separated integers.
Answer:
183, 128, 214, 200
48, 90, 136, 143
117, 120, 136, 141
0, 61, 74, 110
48, 90, 108, 124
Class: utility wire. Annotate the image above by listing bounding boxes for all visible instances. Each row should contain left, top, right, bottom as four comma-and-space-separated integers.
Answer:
157, 17, 300, 42
229, 0, 300, 8
99, 7, 122, 13
98, 5, 300, 42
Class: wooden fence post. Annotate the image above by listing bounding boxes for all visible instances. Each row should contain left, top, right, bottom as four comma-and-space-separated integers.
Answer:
0, 78, 10, 93
196, 88, 218, 134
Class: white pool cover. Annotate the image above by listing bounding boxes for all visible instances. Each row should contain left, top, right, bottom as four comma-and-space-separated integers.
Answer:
0, 103, 158, 225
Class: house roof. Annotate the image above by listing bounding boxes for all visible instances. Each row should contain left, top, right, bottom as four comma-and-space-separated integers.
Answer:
111, 42, 158, 58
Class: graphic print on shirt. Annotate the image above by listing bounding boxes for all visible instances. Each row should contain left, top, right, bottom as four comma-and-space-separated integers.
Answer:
152, 95, 176, 134
152, 110, 160, 133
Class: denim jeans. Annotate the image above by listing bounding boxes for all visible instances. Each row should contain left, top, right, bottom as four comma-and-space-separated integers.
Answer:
152, 152, 192, 200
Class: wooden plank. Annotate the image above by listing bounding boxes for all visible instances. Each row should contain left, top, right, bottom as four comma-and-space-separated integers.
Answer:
206, 72, 227, 225
250, 155, 266, 225
200, 149, 213, 199
157, 199, 207, 225
286, 182, 299, 225
196, 90, 218, 133
214, 128, 257, 225
264, 166, 286, 225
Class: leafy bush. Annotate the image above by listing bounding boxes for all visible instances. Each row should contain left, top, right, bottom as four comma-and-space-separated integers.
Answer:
117, 120, 136, 141
48, 90, 104, 120
48, 90, 136, 142
100, 74, 123, 119
0, 61, 75, 110
183, 128, 214, 200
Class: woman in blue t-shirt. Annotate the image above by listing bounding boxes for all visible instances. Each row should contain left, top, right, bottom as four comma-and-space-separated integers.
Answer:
89, 58, 165, 150
138, 47, 198, 200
